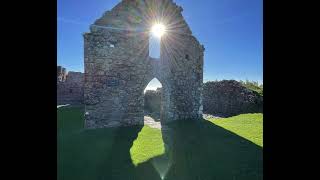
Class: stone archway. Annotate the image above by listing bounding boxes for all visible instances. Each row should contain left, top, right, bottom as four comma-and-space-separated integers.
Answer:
142, 74, 171, 125
84, 0, 204, 128
142, 78, 163, 122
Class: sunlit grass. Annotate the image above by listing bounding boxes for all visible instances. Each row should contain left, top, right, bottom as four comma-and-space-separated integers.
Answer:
207, 113, 263, 147
130, 126, 165, 166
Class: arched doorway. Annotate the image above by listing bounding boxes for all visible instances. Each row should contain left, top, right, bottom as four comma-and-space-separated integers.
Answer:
144, 78, 162, 127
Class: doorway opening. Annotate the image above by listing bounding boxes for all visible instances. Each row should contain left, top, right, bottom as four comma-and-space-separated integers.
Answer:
143, 78, 162, 128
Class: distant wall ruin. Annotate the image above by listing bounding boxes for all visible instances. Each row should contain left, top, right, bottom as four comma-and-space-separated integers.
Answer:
57, 66, 67, 82
57, 66, 84, 105
203, 80, 263, 117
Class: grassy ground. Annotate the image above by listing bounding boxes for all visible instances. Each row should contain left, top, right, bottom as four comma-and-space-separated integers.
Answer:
208, 114, 263, 147
58, 106, 262, 180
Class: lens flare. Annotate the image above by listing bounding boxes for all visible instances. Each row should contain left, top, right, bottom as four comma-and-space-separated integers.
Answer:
151, 23, 166, 38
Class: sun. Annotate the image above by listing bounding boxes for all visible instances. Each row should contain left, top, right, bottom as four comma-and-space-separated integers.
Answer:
151, 23, 166, 38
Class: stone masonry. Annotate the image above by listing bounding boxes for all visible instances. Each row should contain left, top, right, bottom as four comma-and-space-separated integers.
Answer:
57, 66, 84, 105
84, 0, 204, 128
203, 80, 263, 117
57, 66, 67, 82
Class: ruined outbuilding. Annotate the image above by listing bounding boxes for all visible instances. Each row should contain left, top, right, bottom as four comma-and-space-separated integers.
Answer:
84, 0, 204, 128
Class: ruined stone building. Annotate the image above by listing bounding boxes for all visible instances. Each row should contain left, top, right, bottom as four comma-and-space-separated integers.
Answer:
57, 66, 67, 82
83, 0, 205, 128
57, 66, 84, 105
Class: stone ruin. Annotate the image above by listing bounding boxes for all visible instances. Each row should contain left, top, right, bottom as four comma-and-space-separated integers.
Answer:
57, 66, 67, 82
203, 80, 263, 117
143, 80, 264, 119
144, 87, 162, 114
83, 0, 204, 128
57, 66, 84, 105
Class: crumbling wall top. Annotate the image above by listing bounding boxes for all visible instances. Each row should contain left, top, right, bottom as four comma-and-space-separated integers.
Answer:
89, 0, 192, 36
66, 71, 84, 84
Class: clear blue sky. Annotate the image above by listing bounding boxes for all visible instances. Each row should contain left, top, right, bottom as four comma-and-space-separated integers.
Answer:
58, 0, 263, 88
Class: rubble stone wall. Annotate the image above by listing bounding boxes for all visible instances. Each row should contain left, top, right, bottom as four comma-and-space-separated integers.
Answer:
57, 69, 84, 105
203, 80, 263, 117
84, 0, 204, 128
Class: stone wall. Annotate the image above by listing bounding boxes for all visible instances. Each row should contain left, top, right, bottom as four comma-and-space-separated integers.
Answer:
57, 66, 67, 82
203, 80, 263, 117
144, 88, 162, 113
57, 67, 84, 105
84, 0, 204, 128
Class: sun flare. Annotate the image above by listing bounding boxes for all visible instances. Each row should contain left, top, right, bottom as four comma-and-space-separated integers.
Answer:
151, 23, 166, 38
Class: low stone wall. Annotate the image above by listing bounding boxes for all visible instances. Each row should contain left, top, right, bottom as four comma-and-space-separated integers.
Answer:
57, 70, 84, 105
203, 80, 263, 117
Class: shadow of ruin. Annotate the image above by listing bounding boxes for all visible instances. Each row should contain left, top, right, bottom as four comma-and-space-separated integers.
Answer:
97, 119, 263, 180
58, 106, 262, 180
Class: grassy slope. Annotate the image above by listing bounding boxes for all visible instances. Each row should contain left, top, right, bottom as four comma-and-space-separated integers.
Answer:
58, 106, 263, 180
208, 113, 263, 147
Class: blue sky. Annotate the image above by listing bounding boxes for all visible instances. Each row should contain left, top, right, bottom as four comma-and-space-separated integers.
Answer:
58, 0, 263, 89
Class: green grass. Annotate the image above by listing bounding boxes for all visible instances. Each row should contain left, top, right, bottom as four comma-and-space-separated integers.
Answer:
208, 113, 263, 147
130, 126, 165, 166
58, 106, 263, 180
242, 83, 263, 96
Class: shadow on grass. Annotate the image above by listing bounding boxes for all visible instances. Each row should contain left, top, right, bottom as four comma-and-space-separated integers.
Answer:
58, 107, 262, 180
58, 107, 162, 180
156, 119, 263, 180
